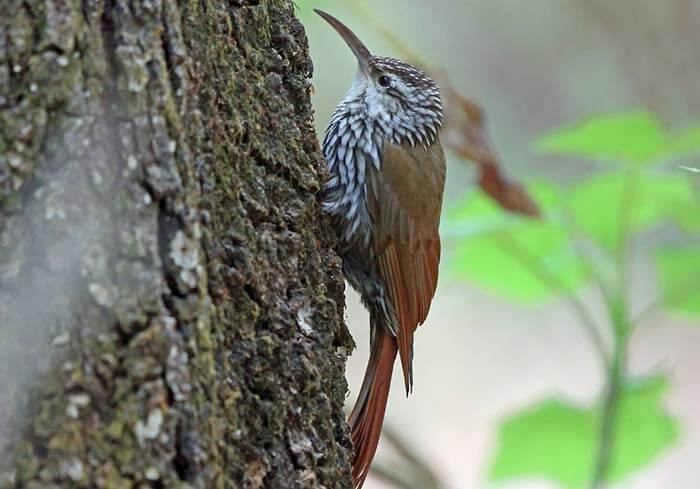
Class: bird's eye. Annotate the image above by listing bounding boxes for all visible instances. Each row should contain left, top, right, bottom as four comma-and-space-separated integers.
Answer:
378, 75, 391, 87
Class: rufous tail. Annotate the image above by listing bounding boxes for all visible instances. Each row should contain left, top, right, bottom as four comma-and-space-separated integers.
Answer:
348, 326, 397, 488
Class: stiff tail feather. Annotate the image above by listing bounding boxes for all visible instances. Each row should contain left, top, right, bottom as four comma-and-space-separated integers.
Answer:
348, 326, 398, 488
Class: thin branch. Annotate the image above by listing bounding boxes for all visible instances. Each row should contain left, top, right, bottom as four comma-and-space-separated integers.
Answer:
615, 168, 639, 306
381, 428, 435, 475
590, 296, 629, 489
591, 166, 638, 488
371, 464, 421, 489
370, 426, 443, 489
590, 333, 626, 489
497, 235, 610, 368
553, 191, 615, 299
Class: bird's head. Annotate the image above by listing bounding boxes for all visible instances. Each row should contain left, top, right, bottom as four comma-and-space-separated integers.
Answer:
315, 9, 442, 145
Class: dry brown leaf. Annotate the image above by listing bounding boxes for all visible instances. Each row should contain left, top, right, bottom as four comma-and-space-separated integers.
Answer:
435, 73, 540, 218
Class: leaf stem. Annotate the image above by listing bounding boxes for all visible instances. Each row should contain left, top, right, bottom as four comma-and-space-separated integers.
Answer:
497, 235, 610, 369
591, 166, 638, 488
371, 426, 443, 489
590, 294, 629, 489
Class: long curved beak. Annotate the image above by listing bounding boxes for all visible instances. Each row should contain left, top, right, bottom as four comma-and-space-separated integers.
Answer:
314, 9, 371, 75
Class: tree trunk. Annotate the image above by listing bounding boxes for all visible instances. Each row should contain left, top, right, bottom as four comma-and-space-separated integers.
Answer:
0, 1, 354, 487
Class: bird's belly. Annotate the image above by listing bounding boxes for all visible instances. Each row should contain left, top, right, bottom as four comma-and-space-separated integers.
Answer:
337, 229, 377, 299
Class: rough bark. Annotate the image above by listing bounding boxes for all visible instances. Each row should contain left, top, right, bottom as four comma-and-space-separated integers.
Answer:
0, 0, 353, 487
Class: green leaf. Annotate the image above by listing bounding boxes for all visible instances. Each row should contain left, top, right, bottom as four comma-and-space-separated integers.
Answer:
535, 111, 668, 165
610, 377, 679, 480
450, 223, 585, 302
568, 171, 697, 250
489, 398, 596, 488
488, 376, 679, 489
654, 247, 700, 316
445, 183, 587, 302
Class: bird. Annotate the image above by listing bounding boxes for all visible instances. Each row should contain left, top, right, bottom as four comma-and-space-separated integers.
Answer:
315, 9, 446, 488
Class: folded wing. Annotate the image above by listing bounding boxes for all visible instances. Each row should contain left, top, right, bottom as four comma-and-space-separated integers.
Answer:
367, 141, 446, 392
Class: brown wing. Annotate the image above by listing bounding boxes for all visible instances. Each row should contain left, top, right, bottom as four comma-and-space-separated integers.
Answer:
367, 140, 446, 393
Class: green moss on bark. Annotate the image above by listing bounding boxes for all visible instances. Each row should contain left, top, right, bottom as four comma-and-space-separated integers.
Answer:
0, 0, 353, 487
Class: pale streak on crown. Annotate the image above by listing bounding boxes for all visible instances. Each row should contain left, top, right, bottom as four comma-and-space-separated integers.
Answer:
322, 56, 443, 245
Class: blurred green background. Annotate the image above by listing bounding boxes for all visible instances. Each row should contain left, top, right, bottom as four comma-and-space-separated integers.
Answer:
298, 1, 700, 488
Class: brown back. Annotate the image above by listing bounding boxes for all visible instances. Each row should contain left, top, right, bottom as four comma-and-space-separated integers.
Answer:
367, 140, 446, 392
